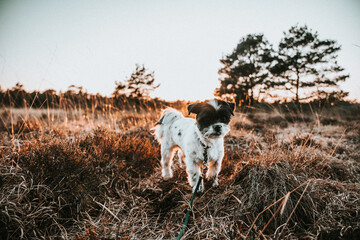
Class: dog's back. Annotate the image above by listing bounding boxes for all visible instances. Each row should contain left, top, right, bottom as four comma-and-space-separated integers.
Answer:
152, 108, 183, 140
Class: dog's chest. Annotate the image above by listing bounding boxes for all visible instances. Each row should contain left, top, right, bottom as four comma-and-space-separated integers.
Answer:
207, 145, 223, 161
186, 142, 223, 163
174, 123, 224, 163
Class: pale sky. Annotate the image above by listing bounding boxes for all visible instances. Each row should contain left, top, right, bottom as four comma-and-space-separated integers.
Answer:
0, 0, 359, 101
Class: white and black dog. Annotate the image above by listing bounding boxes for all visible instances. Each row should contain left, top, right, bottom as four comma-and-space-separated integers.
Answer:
153, 99, 235, 192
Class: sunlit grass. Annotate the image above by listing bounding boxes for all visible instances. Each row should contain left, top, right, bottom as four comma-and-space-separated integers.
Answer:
0, 100, 359, 239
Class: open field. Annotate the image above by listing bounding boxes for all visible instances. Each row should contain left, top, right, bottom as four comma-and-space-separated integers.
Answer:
0, 103, 359, 239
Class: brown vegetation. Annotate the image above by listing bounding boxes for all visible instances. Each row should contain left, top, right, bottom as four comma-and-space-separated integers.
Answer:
0, 102, 359, 239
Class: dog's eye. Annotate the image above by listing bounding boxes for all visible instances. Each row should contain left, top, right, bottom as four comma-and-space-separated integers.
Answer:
204, 119, 212, 125
221, 116, 229, 123
200, 118, 212, 126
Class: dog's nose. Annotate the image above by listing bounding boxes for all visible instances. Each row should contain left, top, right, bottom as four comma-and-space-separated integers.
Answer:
214, 125, 222, 132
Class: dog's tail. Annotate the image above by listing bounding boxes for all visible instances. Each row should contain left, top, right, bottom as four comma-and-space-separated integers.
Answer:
152, 108, 183, 141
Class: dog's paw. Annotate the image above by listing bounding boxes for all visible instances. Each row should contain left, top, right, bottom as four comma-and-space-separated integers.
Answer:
193, 181, 204, 193
161, 169, 173, 179
212, 179, 219, 188
162, 173, 173, 180
206, 175, 219, 188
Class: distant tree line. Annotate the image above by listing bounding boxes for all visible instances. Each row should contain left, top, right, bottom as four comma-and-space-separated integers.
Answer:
0, 65, 165, 111
215, 24, 349, 106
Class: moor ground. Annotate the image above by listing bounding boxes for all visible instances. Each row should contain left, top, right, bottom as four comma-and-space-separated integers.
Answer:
0, 104, 359, 239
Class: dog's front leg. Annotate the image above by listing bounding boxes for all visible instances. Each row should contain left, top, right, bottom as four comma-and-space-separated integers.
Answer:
206, 159, 222, 187
185, 158, 204, 192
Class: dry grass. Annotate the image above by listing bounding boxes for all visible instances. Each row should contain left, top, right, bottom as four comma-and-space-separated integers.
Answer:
0, 103, 359, 239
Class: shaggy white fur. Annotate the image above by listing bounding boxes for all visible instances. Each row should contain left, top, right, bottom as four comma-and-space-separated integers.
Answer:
153, 100, 233, 192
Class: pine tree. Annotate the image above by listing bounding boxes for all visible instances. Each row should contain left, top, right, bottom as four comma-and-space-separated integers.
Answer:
270, 25, 349, 104
114, 64, 159, 98
215, 34, 273, 106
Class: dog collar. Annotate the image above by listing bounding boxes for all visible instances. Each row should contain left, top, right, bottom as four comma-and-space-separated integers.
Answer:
198, 138, 209, 165
200, 140, 205, 147
199, 138, 208, 148
194, 125, 208, 148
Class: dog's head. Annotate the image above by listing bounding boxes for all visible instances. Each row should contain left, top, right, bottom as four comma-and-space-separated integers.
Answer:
187, 99, 235, 138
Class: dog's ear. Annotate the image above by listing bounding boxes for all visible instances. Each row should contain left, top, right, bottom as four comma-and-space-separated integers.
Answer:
217, 100, 235, 115
187, 102, 203, 115
226, 102, 235, 115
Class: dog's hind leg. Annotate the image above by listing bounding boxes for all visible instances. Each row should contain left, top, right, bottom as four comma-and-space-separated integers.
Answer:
176, 149, 185, 168
161, 144, 176, 179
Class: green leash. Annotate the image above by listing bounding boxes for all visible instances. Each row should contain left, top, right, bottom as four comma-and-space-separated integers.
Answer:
176, 145, 209, 240
175, 174, 203, 240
